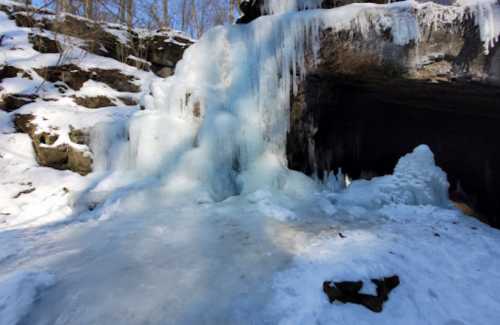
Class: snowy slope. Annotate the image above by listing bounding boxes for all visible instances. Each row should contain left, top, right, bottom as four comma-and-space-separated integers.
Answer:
1, 1, 500, 324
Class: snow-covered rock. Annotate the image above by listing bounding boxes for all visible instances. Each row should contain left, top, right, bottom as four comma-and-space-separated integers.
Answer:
0, 0, 192, 175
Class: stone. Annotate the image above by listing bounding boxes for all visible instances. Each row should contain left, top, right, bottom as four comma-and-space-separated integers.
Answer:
29, 33, 60, 53
323, 275, 400, 313
13, 114, 93, 175
13, 113, 36, 134
0, 65, 23, 80
35, 65, 140, 93
154, 66, 174, 78
35, 64, 90, 90
69, 127, 90, 145
89, 69, 141, 93
0, 94, 36, 112
74, 96, 115, 109
67, 146, 92, 175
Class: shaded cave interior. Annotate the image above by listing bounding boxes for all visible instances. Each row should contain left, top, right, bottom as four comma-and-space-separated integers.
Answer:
287, 73, 500, 227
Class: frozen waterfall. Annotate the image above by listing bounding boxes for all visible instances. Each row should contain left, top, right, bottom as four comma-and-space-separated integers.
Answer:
94, 0, 500, 202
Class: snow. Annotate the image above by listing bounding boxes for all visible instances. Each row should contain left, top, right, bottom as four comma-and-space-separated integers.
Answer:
0, 111, 13, 133
1, 0, 500, 324
0, 271, 55, 325
332, 145, 450, 209
270, 206, 500, 325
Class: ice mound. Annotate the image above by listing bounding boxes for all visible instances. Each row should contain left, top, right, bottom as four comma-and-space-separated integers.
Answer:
334, 145, 450, 209
0, 271, 56, 325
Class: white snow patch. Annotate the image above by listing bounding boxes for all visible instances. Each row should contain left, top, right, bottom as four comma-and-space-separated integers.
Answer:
0, 271, 55, 325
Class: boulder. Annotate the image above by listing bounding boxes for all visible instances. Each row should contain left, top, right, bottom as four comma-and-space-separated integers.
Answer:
0, 94, 36, 112
74, 96, 115, 109
0, 65, 23, 80
29, 33, 60, 53
13, 114, 93, 175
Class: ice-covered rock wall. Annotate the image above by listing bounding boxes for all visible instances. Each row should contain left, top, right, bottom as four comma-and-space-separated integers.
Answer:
111, 0, 499, 203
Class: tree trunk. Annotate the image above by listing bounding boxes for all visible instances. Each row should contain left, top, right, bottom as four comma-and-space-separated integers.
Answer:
162, 0, 170, 27
85, 0, 93, 19
127, 0, 134, 27
229, 0, 235, 22
119, 0, 126, 24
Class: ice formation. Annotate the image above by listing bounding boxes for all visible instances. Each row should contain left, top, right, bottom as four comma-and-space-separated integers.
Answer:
262, 0, 324, 14
332, 145, 450, 209
98, 1, 499, 202
460, 0, 500, 53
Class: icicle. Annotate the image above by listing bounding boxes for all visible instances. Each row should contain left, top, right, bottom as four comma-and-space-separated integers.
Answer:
108, 0, 499, 201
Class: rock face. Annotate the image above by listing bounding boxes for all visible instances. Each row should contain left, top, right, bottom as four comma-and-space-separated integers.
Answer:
0, 2, 193, 176
34, 65, 141, 92
287, 6, 500, 227
13, 114, 92, 175
0, 4, 193, 77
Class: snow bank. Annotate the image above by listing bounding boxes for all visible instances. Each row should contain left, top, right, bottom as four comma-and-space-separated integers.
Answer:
0, 271, 55, 325
269, 206, 500, 325
333, 145, 450, 209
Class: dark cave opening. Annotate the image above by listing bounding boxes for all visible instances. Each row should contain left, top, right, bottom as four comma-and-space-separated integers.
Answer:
287, 73, 500, 227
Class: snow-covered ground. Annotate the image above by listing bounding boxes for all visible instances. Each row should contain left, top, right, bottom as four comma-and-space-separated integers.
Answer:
1, 1, 500, 324
2, 147, 500, 324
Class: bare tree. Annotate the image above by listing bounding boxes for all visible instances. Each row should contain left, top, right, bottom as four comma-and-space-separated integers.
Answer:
84, 0, 94, 18
162, 0, 170, 27
119, 0, 126, 23
127, 0, 134, 27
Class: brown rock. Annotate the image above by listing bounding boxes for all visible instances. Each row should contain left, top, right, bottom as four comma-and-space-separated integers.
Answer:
29, 33, 60, 53
74, 96, 115, 109
13, 113, 36, 134
89, 69, 141, 93
35, 65, 140, 93
68, 146, 92, 175
323, 275, 399, 313
68, 127, 90, 145
13, 114, 93, 175
1, 94, 36, 112
35, 64, 90, 90
0, 65, 23, 80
